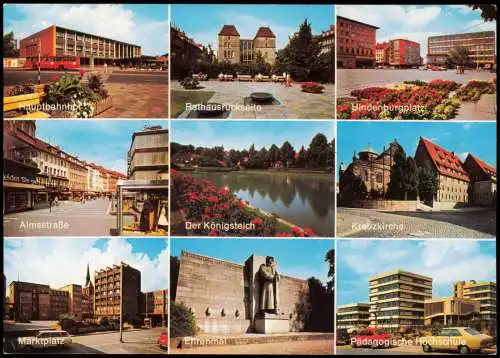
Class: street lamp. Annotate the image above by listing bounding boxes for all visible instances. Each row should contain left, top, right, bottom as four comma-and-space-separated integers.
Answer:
38, 38, 41, 85
119, 266, 123, 343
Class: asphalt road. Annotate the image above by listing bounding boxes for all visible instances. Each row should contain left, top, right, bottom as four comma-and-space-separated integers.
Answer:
4, 199, 115, 237
4, 70, 167, 86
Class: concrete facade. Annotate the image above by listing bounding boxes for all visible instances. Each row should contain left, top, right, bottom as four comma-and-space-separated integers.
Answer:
337, 303, 370, 329
175, 251, 309, 334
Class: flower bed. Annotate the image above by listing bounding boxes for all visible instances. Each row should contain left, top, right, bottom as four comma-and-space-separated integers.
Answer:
337, 79, 462, 120
455, 80, 496, 102
172, 169, 316, 237
301, 82, 325, 94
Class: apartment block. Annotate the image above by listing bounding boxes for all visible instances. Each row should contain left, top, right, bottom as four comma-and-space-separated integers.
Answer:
337, 303, 371, 329
369, 270, 433, 329
94, 263, 141, 320
424, 296, 480, 326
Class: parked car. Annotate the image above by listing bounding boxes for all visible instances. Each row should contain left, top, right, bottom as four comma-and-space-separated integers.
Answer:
421, 327, 494, 355
351, 327, 392, 349
347, 326, 368, 336
336, 328, 350, 346
22, 330, 72, 350
158, 331, 168, 350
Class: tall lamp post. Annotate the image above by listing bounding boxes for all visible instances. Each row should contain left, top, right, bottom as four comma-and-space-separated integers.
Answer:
38, 38, 41, 85
119, 266, 123, 343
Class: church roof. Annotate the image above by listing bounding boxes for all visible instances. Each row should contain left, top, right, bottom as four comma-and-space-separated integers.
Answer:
419, 137, 470, 182
219, 25, 240, 36
255, 26, 275, 38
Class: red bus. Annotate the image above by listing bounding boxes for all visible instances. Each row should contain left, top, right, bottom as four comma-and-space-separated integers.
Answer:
25, 56, 80, 70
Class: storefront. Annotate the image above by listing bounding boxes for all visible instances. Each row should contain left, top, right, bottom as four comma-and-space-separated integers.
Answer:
4, 181, 46, 214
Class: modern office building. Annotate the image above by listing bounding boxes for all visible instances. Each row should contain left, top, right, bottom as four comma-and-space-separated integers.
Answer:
424, 296, 480, 326
19, 25, 141, 66
218, 25, 276, 64
369, 270, 433, 329
427, 31, 496, 68
456, 280, 497, 322
374, 39, 421, 66
127, 125, 169, 180
139, 289, 168, 326
337, 303, 371, 329
336, 16, 379, 68
94, 262, 141, 321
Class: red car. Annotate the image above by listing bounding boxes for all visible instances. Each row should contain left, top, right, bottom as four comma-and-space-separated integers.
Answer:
351, 328, 392, 349
157, 331, 168, 350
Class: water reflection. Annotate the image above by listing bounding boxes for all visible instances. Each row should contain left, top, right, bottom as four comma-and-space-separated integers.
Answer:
190, 171, 335, 236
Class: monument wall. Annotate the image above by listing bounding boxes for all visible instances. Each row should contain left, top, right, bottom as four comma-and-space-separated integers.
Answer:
175, 251, 309, 334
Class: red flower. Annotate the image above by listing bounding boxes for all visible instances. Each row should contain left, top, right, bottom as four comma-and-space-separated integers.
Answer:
292, 226, 303, 236
303, 228, 316, 237
51, 75, 58, 81
276, 232, 292, 237
218, 188, 230, 196
207, 196, 219, 203
209, 229, 219, 237
251, 218, 263, 226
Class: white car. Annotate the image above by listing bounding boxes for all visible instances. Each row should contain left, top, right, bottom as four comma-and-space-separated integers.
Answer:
19, 330, 72, 349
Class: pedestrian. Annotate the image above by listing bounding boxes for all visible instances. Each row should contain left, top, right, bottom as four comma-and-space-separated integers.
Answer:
49, 196, 53, 213
79, 68, 85, 79
286, 73, 292, 87
54, 196, 59, 206
104, 62, 108, 73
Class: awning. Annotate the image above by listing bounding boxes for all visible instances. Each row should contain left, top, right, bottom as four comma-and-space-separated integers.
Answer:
4, 181, 46, 190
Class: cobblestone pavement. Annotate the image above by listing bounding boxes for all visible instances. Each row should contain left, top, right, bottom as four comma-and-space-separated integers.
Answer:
336, 207, 496, 238
337, 69, 496, 120
96, 72, 168, 118
172, 80, 334, 119
171, 339, 334, 355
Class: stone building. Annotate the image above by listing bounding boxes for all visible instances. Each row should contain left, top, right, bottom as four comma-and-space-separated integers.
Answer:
339, 140, 403, 198
175, 251, 311, 334
463, 154, 497, 206
218, 25, 276, 65
415, 137, 470, 207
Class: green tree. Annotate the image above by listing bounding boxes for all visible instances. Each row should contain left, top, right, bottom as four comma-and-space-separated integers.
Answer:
468, 4, 497, 21
278, 19, 322, 82
417, 167, 437, 203
325, 249, 335, 294
447, 46, 471, 66
339, 170, 368, 205
267, 144, 280, 166
170, 301, 198, 338
403, 157, 419, 200
296, 146, 307, 168
307, 133, 329, 168
387, 148, 407, 200
4, 31, 19, 57
280, 141, 295, 168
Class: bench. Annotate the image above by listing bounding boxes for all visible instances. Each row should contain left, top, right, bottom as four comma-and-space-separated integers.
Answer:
4, 84, 49, 118
255, 75, 271, 82
237, 75, 252, 82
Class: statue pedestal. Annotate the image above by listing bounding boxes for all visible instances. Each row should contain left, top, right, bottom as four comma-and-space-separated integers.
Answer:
254, 313, 289, 334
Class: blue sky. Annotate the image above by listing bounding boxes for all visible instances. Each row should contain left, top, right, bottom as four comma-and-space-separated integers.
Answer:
172, 4, 334, 50
172, 121, 334, 151
338, 5, 496, 60
171, 238, 333, 285
35, 120, 166, 175
4, 238, 168, 292
337, 240, 496, 306
3, 4, 168, 55
337, 122, 496, 172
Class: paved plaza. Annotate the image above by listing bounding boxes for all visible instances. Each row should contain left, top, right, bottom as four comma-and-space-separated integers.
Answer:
337, 207, 496, 238
172, 339, 334, 355
338, 69, 496, 120
96, 71, 168, 118
4, 199, 115, 237
172, 80, 334, 119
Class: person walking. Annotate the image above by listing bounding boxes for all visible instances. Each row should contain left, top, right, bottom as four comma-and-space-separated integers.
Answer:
104, 62, 108, 73
49, 196, 53, 213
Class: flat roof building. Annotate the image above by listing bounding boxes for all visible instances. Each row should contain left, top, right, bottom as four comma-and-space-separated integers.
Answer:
20, 25, 141, 66
337, 303, 370, 329
369, 269, 433, 329
427, 31, 496, 67
337, 16, 379, 69
456, 280, 496, 322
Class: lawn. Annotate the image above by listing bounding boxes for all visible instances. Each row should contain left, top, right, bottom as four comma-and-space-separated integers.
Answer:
171, 89, 215, 117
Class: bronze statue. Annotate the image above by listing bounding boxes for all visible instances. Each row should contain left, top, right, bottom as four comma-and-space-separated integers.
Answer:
258, 256, 280, 314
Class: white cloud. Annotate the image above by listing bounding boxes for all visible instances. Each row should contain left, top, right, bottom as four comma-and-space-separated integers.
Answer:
4, 238, 168, 293
339, 240, 496, 299
5, 4, 168, 55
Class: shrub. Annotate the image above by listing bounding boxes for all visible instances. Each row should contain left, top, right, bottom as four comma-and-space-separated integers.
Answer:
180, 77, 200, 90
170, 301, 198, 338
87, 74, 108, 98
301, 82, 325, 93
403, 80, 427, 87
